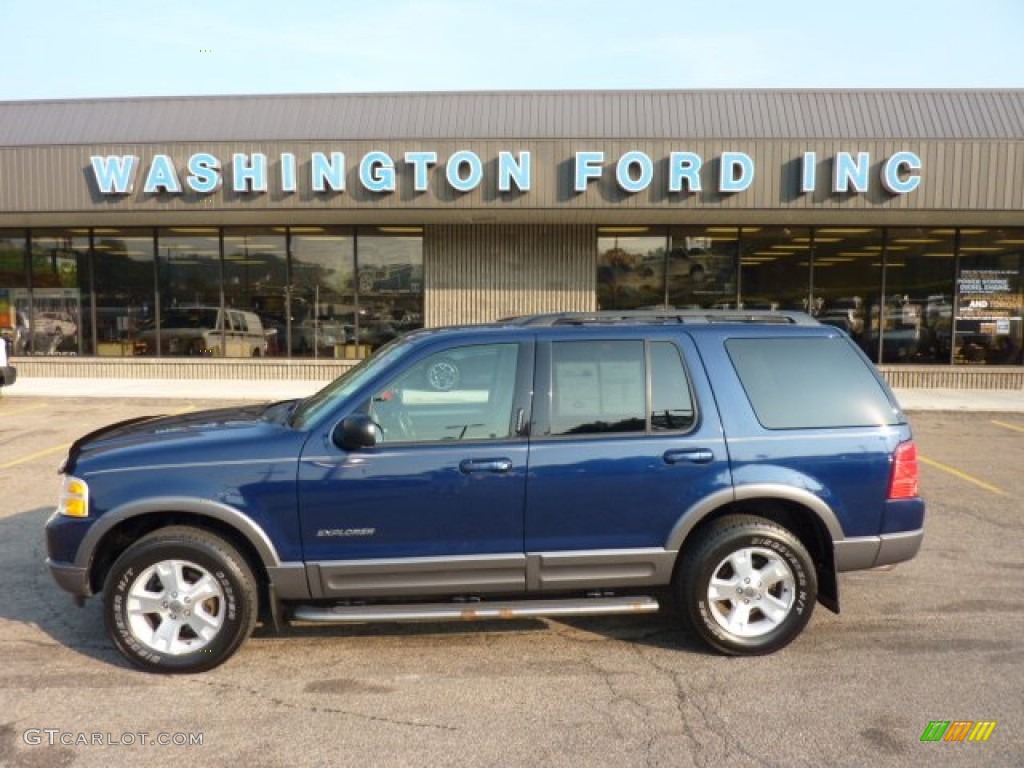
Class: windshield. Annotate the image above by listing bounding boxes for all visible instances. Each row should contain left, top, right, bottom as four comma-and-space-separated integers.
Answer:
290, 336, 416, 428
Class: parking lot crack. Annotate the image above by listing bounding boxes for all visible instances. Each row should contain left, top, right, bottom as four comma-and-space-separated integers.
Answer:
637, 650, 776, 768
190, 679, 459, 732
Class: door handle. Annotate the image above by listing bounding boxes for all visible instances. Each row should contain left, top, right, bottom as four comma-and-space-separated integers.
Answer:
459, 458, 513, 474
663, 448, 714, 465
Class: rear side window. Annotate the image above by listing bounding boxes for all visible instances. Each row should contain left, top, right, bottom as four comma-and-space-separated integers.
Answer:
551, 340, 646, 435
548, 340, 696, 436
726, 337, 900, 429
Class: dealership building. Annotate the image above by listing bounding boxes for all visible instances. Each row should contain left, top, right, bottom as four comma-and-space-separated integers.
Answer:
1, 89, 1022, 385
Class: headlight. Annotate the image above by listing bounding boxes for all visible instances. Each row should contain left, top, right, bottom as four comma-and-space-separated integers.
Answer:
58, 475, 90, 518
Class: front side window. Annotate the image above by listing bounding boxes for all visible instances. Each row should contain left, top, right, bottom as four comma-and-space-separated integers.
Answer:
368, 343, 520, 444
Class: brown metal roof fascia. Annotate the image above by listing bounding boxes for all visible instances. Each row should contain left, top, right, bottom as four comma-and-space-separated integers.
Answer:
2, 90, 1024, 147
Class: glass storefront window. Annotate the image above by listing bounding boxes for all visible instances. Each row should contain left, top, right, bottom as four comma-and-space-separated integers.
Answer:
881, 228, 956, 364
597, 228, 666, 309
93, 229, 155, 357
357, 228, 424, 353
0, 231, 28, 354
223, 228, 287, 356
954, 229, 1023, 365
290, 228, 355, 358
668, 226, 737, 308
738, 227, 811, 312
0, 222, 1012, 369
811, 228, 882, 358
154, 228, 221, 356
29, 230, 90, 355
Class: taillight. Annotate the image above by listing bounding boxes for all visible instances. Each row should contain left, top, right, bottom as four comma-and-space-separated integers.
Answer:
888, 441, 919, 499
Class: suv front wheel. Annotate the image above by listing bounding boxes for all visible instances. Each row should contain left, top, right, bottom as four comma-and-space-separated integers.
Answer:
676, 515, 817, 655
103, 526, 258, 673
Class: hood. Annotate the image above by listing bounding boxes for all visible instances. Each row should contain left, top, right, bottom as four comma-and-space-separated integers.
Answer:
64, 401, 297, 474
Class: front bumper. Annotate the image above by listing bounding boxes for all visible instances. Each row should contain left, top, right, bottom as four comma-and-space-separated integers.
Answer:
47, 558, 93, 597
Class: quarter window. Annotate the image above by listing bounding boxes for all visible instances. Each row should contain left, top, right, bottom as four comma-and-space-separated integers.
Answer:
726, 337, 900, 428
650, 342, 695, 431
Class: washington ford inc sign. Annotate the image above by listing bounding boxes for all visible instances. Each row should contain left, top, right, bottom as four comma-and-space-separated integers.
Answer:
90, 149, 923, 198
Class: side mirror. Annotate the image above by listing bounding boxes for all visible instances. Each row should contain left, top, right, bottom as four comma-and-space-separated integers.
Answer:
333, 414, 379, 451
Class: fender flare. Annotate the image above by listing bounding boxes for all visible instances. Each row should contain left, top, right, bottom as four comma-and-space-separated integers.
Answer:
665, 484, 845, 552
73, 496, 282, 571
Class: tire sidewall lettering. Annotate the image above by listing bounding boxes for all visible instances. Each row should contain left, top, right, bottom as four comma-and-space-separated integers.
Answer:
684, 521, 817, 653
104, 534, 253, 672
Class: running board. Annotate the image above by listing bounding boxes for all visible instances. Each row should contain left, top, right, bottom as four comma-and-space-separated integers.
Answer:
290, 596, 660, 624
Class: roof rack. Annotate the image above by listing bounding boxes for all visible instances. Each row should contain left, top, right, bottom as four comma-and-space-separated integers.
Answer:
503, 310, 819, 327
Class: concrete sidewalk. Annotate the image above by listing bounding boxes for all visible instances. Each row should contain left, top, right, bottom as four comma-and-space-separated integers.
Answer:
1, 376, 324, 402
2, 375, 1022, 412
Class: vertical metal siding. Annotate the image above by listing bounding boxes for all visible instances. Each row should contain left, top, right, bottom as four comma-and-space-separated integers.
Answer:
424, 225, 596, 326
2, 138, 1024, 219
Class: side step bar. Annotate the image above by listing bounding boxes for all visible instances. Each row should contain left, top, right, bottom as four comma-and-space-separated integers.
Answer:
291, 596, 660, 624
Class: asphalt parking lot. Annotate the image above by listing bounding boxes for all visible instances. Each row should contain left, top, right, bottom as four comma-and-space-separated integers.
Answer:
0, 398, 1022, 767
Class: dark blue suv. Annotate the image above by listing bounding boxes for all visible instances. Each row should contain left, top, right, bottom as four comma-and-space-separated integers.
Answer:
45, 311, 925, 672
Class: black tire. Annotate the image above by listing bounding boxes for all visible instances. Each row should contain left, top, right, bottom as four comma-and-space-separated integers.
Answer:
103, 526, 259, 673
675, 514, 816, 655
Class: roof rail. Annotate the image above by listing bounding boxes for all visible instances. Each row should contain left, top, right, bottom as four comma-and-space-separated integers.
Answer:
503, 310, 819, 327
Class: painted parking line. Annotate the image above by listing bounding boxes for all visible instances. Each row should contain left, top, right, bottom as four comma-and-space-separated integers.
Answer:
918, 455, 1008, 497
0, 442, 70, 470
0, 402, 48, 417
0, 405, 196, 471
991, 419, 1024, 434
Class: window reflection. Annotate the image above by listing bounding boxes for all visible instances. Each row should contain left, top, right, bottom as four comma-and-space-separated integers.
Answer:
0, 223, 1016, 369
357, 228, 424, 352
597, 228, 666, 309
15, 230, 89, 355
738, 227, 811, 312
668, 227, 737, 308
223, 228, 287, 356
152, 229, 221, 356
289, 227, 424, 359
882, 228, 956, 364
811, 228, 882, 358
0, 231, 26, 354
290, 228, 355, 358
92, 229, 154, 356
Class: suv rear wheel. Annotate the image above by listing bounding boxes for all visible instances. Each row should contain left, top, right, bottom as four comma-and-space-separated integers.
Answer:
676, 515, 817, 655
103, 526, 258, 673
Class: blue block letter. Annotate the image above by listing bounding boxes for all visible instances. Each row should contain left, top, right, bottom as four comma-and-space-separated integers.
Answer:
719, 152, 754, 193
881, 151, 922, 194
90, 155, 138, 194
574, 151, 605, 193
668, 152, 702, 192
498, 151, 531, 192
